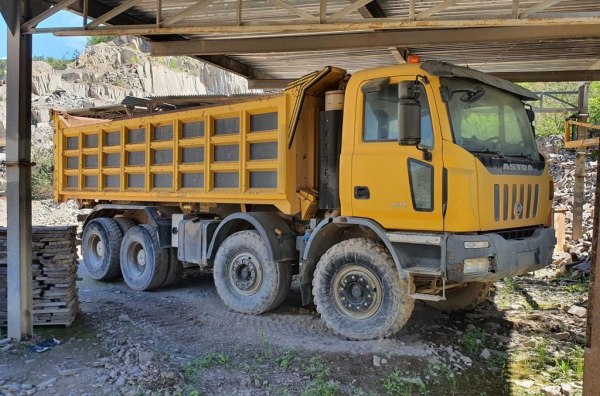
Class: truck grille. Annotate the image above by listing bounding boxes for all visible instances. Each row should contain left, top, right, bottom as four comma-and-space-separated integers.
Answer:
493, 183, 539, 222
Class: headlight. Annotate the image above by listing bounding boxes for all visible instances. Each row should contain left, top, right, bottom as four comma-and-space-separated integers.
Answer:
464, 257, 490, 274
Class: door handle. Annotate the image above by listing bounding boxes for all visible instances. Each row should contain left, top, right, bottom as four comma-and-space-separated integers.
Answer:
354, 186, 370, 200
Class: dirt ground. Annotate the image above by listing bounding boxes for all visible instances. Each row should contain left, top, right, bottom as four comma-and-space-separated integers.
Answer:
0, 259, 588, 396
0, 200, 590, 396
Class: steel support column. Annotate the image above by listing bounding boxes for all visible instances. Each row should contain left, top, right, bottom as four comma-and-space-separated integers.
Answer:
5, 0, 33, 340
583, 153, 600, 394
572, 82, 589, 241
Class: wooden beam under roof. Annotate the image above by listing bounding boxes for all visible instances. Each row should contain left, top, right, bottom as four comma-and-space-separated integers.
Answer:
519, 0, 563, 19
150, 24, 600, 56
35, 15, 600, 36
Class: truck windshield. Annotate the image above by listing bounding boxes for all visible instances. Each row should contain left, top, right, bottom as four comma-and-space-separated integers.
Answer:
443, 78, 538, 160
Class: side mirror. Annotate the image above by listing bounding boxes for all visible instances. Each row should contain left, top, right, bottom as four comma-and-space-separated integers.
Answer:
398, 82, 421, 146
525, 106, 535, 123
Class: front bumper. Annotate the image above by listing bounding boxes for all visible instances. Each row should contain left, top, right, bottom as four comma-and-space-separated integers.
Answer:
445, 227, 556, 283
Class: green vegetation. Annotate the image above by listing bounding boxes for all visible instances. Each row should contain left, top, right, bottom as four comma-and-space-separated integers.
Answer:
0, 59, 6, 80
301, 356, 339, 396
276, 348, 296, 369
181, 352, 230, 381
33, 52, 79, 70
462, 327, 486, 357
519, 81, 600, 136
381, 371, 425, 396
31, 144, 54, 199
86, 35, 116, 47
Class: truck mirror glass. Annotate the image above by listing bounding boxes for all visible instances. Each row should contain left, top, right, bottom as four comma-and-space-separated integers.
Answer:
361, 77, 390, 94
398, 82, 421, 146
398, 99, 421, 146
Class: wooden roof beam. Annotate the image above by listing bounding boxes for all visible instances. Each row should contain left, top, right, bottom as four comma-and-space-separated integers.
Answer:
23, 0, 78, 30
161, 0, 214, 27
87, 0, 144, 29
150, 25, 600, 56
415, 0, 459, 21
519, 0, 563, 19
327, 0, 374, 23
268, 0, 318, 22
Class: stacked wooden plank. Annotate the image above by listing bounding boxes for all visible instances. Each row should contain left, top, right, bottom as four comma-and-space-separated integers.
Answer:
0, 226, 79, 326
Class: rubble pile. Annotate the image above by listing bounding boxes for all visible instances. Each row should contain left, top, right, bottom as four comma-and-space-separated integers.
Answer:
538, 135, 597, 268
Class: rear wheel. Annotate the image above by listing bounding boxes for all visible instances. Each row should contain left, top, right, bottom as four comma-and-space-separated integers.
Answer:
113, 217, 136, 236
214, 231, 292, 314
424, 282, 492, 312
312, 238, 414, 340
120, 224, 168, 291
161, 248, 183, 288
81, 218, 122, 281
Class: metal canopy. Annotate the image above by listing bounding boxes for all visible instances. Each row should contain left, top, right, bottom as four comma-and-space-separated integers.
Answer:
23, 0, 600, 84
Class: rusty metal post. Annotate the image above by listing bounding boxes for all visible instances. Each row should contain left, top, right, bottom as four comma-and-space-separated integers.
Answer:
584, 147, 600, 394
5, 0, 33, 340
572, 82, 589, 241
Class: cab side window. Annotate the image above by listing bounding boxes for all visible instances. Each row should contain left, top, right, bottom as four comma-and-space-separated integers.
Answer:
363, 83, 433, 147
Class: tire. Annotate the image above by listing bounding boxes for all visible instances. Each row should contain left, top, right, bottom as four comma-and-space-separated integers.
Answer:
213, 230, 292, 314
161, 248, 183, 288
424, 282, 492, 312
113, 217, 136, 236
120, 224, 168, 291
81, 218, 122, 281
312, 238, 414, 340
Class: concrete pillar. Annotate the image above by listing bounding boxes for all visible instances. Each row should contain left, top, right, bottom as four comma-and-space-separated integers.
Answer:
5, 0, 33, 340
572, 82, 589, 241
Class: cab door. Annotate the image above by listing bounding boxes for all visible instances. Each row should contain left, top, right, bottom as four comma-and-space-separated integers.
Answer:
349, 77, 445, 232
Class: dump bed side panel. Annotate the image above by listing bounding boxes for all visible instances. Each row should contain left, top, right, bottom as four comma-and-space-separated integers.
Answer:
54, 94, 306, 214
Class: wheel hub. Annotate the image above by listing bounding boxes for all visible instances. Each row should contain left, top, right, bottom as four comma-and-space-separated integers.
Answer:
136, 249, 146, 267
95, 240, 105, 257
229, 253, 262, 295
333, 265, 382, 320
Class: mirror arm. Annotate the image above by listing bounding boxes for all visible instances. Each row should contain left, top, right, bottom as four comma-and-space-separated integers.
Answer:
417, 144, 432, 162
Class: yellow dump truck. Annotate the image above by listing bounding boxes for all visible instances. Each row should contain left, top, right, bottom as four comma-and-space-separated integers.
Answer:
53, 60, 556, 340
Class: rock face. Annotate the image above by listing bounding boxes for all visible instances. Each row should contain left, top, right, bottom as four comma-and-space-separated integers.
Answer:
16, 36, 249, 122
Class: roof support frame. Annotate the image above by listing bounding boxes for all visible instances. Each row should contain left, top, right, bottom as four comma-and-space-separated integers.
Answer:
161, 0, 214, 28
86, 0, 144, 29
22, 0, 79, 30
149, 24, 600, 56
30, 15, 600, 36
5, 0, 34, 341
519, 0, 563, 19
268, 0, 319, 22
327, 0, 374, 23
415, 0, 460, 21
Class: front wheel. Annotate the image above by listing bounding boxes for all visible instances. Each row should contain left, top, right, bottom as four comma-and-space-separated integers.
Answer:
81, 218, 122, 281
312, 238, 414, 340
213, 231, 291, 314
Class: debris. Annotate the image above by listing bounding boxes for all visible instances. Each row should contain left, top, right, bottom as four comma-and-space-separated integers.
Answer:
567, 305, 587, 318
118, 314, 131, 322
58, 368, 80, 376
551, 332, 570, 341
513, 379, 535, 389
480, 348, 491, 359
372, 355, 381, 367
30, 338, 61, 353
36, 377, 57, 389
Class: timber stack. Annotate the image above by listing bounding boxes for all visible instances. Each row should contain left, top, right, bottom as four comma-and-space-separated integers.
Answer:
0, 226, 79, 326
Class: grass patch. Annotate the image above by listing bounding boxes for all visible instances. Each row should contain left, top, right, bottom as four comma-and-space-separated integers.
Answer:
302, 356, 339, 396
462, 327, 486, 357
86, 35, 116, 47
381, 371, 425, 396
277, 348, 296, 369
31, 144, 54, 199
181, 352, 229, 381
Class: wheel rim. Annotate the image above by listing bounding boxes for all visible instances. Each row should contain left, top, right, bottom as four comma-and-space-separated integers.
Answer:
228, 253, 263, 296
332, 265, 382, 320
86, 233, 104, 265
126, 241, 146, 276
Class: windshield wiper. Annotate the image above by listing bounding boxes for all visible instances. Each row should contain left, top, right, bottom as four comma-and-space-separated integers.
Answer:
469, 149, 505, 158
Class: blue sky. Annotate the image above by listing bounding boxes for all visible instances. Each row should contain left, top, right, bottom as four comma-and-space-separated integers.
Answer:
0, 11, 87, 59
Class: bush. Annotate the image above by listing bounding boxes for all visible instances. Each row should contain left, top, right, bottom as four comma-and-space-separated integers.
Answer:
31, 145, 54, 200
33, 52, 79, 71
86, 35, 116, 47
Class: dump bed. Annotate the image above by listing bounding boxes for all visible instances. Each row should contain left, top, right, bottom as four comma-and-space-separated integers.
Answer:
52, 93, 315, 215
53, 67, 346, 215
